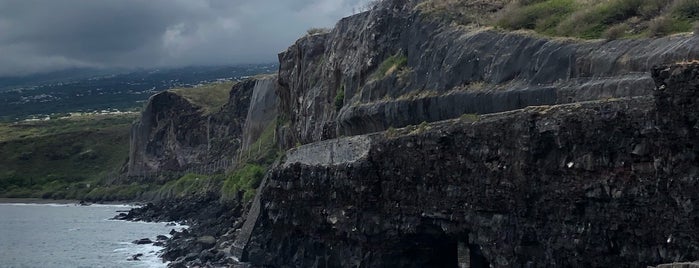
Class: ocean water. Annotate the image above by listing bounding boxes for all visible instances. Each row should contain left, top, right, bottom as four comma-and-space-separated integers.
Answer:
0, 202, 185, 268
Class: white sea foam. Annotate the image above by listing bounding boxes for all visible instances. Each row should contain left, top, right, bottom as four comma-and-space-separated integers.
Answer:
113, 239, 168, 267
88, 203, 137, 208
1, 204, 180, 267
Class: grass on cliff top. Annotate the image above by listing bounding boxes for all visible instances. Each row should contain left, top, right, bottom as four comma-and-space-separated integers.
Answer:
169, 81, 235, 115
418, 0, 699, 39
0, 113, 136, 199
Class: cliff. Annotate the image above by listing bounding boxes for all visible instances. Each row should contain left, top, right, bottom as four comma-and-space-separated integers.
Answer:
234, 62, 699, 267
119, 1, 699, 267
227, 4, 699, 265
126, 75, 278, 180
276, 0, 699, 148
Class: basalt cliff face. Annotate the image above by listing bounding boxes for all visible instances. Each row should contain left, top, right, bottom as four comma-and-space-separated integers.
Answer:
236, 62, 699, 267
276, 0, 699, 148
126, 75, 278, 179
230, 0, 699, 267
123, 0, 699, 267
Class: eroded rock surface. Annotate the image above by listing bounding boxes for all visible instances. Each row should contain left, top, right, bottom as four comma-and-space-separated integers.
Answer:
127, 76, 278, 179
276, 0, 699, 148
236, 63, 699, 267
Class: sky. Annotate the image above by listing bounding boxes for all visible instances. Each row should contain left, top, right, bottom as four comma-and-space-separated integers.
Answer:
0, 0, 373, 77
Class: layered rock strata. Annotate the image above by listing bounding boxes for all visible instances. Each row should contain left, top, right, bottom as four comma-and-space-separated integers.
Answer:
276, 0, 699, 147
236, 63, 699, 267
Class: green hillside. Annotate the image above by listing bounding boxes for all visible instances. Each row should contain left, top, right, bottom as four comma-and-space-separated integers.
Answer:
0, 113, 136, 199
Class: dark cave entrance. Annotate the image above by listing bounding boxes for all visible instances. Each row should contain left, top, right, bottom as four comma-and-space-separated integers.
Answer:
401, 223, 458, 267
400, 224, 490, 268
461, 240, 491, 268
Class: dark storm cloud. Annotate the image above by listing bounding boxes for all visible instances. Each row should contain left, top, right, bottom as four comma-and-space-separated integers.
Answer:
0, 0, 370, 77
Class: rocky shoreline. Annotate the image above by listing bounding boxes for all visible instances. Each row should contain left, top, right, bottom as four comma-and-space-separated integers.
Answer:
113, 193, 250, 267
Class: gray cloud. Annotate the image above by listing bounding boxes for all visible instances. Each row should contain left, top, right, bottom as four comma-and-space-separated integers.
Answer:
0, 0, 371, 77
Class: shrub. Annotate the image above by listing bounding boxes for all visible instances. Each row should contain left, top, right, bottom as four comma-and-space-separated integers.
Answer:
460, 113, 480, 122
373, 53, 408, 80
334, 87, 345, 111
670, 0, 699, 20
221, 164, 265, 202
385, 126, 398, 137
604, 23, 630, 40
648, 16, 677, 37
663, 0, 699, 34
638, 0, 674, 19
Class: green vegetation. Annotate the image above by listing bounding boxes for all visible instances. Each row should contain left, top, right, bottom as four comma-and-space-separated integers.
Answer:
373, 53, 408, 80
498, 0, 576, 36
170, 81, 235, 115
416, 0, 508, 26
385, 126, 398, 138
236, 120, 282, 166
0, 78, 287, 203
459, 113, 480, 122
497, 0, 699, 39
221, 164, 265, 202
0, 112, 283, 204
0, 113, 136, 199
147, 173, 224, 200
417, 0, 699, 39
335, 86, 345, 111
221, 119, 282, 203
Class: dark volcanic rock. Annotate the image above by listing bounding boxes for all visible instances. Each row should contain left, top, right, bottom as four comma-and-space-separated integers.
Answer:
126, 75, 279, 182
119, 192, 246, 267
132, 238, 153, 245
127, 253, 144, 261
117, 0, 699, 266
276, 0, 699, 148
653, 262, 699, 268
234, 63, 699, 267
196, 235, 216, 248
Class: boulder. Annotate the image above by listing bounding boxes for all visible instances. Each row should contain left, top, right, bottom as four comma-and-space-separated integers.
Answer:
196, 235, 216, 248
132, 238, 152, 245
184, 252, 199, 262
126, 253, 143, 261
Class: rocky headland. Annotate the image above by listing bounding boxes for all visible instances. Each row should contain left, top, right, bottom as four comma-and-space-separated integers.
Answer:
117, 0, 699, 267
